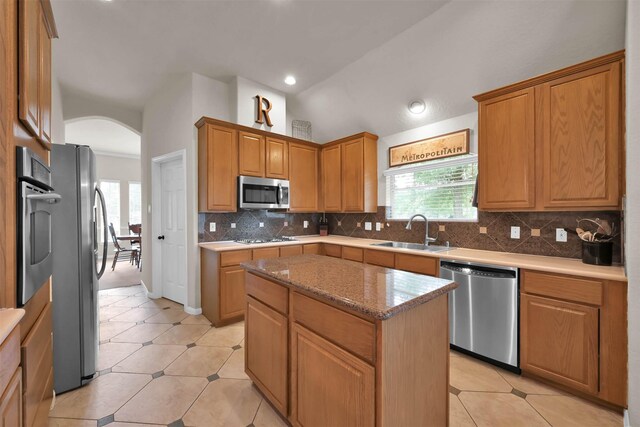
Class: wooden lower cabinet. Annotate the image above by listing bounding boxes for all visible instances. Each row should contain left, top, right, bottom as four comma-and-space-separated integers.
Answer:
290, 323, 375, 427
245, 296, 288, 415
219, 266, 246, 321
0, 369, 21, 427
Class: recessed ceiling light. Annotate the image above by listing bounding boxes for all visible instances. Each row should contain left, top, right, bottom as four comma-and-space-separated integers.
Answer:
408, 99, 426, 114
284, 75, 296, 86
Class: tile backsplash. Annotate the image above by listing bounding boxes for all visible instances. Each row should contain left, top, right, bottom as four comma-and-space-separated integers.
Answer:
198, 207, 622, 263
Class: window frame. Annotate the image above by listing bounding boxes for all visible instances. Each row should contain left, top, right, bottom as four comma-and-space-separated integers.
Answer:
128, 181, 142, 225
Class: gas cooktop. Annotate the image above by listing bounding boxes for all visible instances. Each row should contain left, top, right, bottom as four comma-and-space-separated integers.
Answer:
234, 236, 297, 245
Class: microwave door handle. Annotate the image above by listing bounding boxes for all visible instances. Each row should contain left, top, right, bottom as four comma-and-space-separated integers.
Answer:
277, 184, 282, 205
26, 193, 62, 204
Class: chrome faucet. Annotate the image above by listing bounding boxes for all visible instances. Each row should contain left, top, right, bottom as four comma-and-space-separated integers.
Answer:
406, 214, 437, 246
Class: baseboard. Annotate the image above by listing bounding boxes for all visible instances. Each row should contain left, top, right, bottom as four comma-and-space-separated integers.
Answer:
185, 306, 202, 315
624, 409, 630, 427
141, 280, 161, 299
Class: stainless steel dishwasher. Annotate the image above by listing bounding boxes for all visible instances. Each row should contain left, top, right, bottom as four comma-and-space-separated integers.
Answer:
440, 259, 519, 372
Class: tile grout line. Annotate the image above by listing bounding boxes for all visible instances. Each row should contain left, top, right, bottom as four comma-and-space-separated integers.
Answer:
453, 393, 479, 427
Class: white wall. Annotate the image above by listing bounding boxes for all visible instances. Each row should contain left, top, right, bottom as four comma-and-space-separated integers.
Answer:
625, 0, 639, 424
51, 72, 65, 145
63, 89, 143, 134
232, 76, 287, 135
376, 112, 477, 206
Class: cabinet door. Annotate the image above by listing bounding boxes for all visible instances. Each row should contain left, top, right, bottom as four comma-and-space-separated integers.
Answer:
291, 323, 374, 427
219, 266, 245, 320
201, 124, 237, 212
0, 368, 21, 427
266, 137, 288, 179
289, 143, 318, 212
478, 88, 535, 210
246, 297, 288, 415
521, 294, 599, 394
321, 144, 342, 212
540, 63, 621, 208
38, 9, 51, 147
19, 0, 41, 138
238, 131, 265, 177
342, 138, 364, 212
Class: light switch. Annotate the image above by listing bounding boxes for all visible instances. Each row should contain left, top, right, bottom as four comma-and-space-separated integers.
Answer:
556, 228, 568, 242
376, 222, 382, 231
364, 222, 372, 231
209, 222, 216, 232
510, 226, 520, 239
230, 223, 236, 229
303, 221, 309, 228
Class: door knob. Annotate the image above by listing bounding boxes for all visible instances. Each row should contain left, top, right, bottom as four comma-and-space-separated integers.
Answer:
157, 235, 165, 240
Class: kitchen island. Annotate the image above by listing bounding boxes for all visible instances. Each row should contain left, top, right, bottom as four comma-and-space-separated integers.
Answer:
241, 254, 457, 427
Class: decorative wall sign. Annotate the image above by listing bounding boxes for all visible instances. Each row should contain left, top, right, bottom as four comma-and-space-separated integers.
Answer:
255, 95, 273, 127
389, 129, 470, 167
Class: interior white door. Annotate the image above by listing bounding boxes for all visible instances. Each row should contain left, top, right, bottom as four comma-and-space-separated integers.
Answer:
159, 158, 186, 304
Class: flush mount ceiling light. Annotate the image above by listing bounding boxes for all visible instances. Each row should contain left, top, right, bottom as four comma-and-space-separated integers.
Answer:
284, 75, 297, 86
408, 99, 426, 114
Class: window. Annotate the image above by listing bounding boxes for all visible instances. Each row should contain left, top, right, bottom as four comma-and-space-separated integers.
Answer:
129, 182, 142, 225
100, 180, 121, 236
385, 155, 478, 221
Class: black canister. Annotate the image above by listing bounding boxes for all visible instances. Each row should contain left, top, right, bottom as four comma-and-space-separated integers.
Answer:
581, 241, 613, 266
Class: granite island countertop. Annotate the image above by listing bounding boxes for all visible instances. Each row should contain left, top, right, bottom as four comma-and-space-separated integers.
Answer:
241, 254, 457, 320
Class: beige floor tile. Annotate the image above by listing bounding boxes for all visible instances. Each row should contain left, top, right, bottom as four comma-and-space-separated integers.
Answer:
110, 296, 151, 308
99, 306, 131, 322
105, 285, 144, 296
253, 399, 288, 427
99, 295, 128, 307
145, 307, 190, 324
182, 379, 261, 427
110, 323, 173, 343
164, 346, 233, 377
49, 373, 151, 420
459, 392, 549, 427
527, 395, 623, 427
100, 321, 136, 341
112, 344, 186, 374
218, 348, 249, 380
450, 354, 512, 392
449, 393, 475, 427
181, 314, 213, 325
153, 324, 211, 345
115, 375, 208, 425
97, 342, 142, 371
110, 307, 163, 323
497, 370, 563, 396
48, 418, 96, 427
139, 298, 182, 309
196, 325, 244, 347
107, 423, 164, 427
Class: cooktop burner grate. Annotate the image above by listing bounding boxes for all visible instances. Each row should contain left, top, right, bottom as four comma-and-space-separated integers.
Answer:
234, 236, 297, 244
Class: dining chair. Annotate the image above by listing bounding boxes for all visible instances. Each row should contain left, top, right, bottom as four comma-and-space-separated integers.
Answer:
109, 223, 139, 271
128, 222, 142, 270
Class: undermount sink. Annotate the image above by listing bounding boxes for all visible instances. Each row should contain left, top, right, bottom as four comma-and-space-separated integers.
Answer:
371, 241, 452, 252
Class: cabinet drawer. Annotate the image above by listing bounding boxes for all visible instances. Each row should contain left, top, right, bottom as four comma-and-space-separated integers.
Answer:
323, 244, 342, 258
246, 273, 288, 315
522, 270, 603, 306
342, 246, 364, 262
279, 245, 303, 257
364, 249, 395, 268
220, 249, 252, 266
291, 292, 375, 363
252, 247, 280, 260
0, 328, 20, 397
395, 253, 438, 276
302, 243, 321, 255
21, 303, 52, 393
0, 368, 22, 427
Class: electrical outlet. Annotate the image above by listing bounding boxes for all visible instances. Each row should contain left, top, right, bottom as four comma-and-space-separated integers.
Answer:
376, 222, 382, 231
230, 223, 236, 229
259, 222, 264, 228
284, 221, 288, 227
364, 222, 372, 231
510, 226, 520, 239
209, 222, 216, 232
303, 221, 309, 229
556, 228, 568, 242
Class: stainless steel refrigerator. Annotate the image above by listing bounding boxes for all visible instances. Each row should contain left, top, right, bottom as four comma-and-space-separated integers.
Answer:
51, 144, 108, 394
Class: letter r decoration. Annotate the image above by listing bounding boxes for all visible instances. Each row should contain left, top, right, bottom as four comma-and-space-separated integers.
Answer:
255, 95, 274, 127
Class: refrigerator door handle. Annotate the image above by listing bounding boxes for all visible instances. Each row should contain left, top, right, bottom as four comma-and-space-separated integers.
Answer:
95, 187, 108, 279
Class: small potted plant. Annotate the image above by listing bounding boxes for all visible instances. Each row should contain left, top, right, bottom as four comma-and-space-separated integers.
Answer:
576, 218, 616, 266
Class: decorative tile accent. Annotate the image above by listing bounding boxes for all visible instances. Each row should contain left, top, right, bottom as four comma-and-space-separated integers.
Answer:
99, 368, 112, 376
187, 343, 196, 348
511, 388, 527, 399
97, 414, 114, 427
449, 385, 461, 396
152, 371, 164, 379
142, 341, 152, 346
232, 344, 241, 350
207, 373, 220, 382
168, 420, 185, 427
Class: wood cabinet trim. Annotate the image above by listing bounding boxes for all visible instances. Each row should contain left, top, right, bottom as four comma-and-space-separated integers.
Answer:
522, 270, 603, 306
364, 249, 395, 268
251, 247, 280, 261
279, 245, 302, 258
341, 246, 364, 263
245, 272, 289, 315
0, 367, 22, 427
394, 253, 438, 276
220, 249, 252, 267
0, 328, 20, 398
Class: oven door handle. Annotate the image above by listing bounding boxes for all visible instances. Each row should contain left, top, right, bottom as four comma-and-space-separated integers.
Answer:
95, 187, 108, 279
26, 193, 62, 204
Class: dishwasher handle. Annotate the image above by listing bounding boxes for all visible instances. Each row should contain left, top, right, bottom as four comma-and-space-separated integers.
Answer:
440, 261, 517, 279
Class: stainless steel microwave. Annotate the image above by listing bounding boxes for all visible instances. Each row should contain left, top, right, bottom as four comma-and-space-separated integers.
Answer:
238, 176, 290, 209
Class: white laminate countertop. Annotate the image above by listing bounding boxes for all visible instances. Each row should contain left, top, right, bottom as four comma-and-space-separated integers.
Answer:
199, 235, 627, 282
0, 308, 25, 346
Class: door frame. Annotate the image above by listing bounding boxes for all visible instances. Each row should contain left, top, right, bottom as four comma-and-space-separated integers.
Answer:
151, 149, 188, 308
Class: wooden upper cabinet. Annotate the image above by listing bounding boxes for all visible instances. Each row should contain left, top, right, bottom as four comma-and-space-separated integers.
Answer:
266, 137, 288, 179
238, 131, 265, 177
540, 62, 621, 209
478, 88, 536, 210
289, 142, 318, 212
19, 0, 41, 139
321, 144, 342, 212
198, 124, 238, 212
